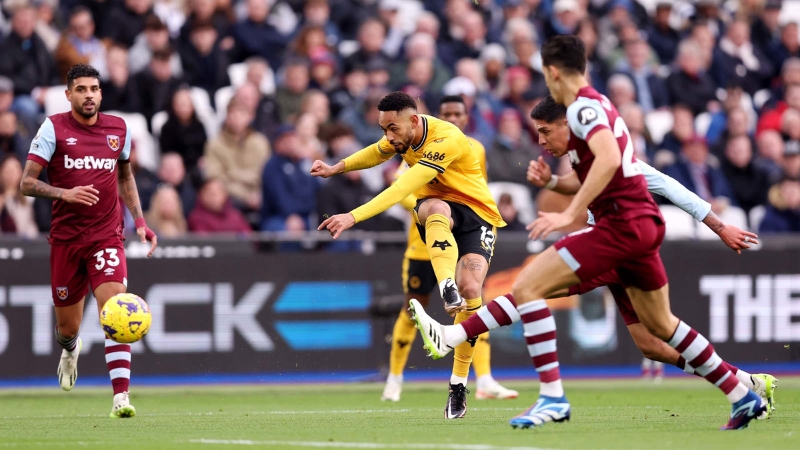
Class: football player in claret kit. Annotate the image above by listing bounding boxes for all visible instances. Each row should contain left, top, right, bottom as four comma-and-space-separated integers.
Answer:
20, 64, 157, 418
411, 36, 767, 430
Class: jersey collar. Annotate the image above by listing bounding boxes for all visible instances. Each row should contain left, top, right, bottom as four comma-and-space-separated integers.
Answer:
411, 116, 428, 152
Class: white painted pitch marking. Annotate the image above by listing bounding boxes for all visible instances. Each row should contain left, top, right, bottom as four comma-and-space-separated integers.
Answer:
187, 439, 558, 450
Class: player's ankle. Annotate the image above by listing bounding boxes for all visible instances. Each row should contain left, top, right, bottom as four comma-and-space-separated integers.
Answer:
443, 324, 467, 348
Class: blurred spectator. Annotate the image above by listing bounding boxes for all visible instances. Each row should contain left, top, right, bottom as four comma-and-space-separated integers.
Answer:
705, 84, 750, 148
721, 135, 771, 214
0, 77, 34, 136
128, 144, 159, 212
660, 104, 696, 157
344, 18, 389, 71
0, 111, 29, 163
295, 112, 324, 161
365, 56, 391, 90
134, 47, 182, 122
616, 38, 668, 112
159, 88, 208, 180
480, 43, 507, 97
323, 121, 384, 192
329, 64, 369, 118
766, 57, 800, 110
497, 192, 526, 231
576, 18, 610, 95
390, 33, 451, 94
205, 101, 270, 210
487, 109, 539, 185
502, 66, 533, 111
315, 166, 377, 234
543, 0, 582, 39
34, 0, 60, 53
666, 40, 718, 116
260, 126, 320, 231
101, 45, 141, 113
129, 14, 183, 76
309, 49, 338, 92
442, 76, 497, 146
647, 3, 679, 64
103, 0, 155, 48
157, 152, 197, 214
756, 129, 785, 180
691, 0, 727, 39
619, 103, 655, 163
711, 19, 773, 96
299, 89, 331, 127
606, 74, 636, 109
180, 0, 233, 46
276, 58, 310, 123
153, 0, 188, 37
289, 25, 332, 60
179, 21, 231, 98
662, 136, 736, 212
0, 6, 56, 120
55, 6, 109, 81
751, 0, 783, 58
757, 83, 800, 136
188, 178, 252, 234
397, 57, 436, 112
377, 0, 407, 59
781, 108, 800, 142
768, 22, 800, 73
232, 0, 289, 71
231, 81, 281, 141
760, 177, 800, 233
784, 139, 800, 180
711, 107, 751, 158
145, 185, 188, 238
339, 89, 386, 146
689, 21, 716, 71
0, 156, 37, 238
439, 10, 488, 69
503, 18, 538, 75
297, 0, 342, 47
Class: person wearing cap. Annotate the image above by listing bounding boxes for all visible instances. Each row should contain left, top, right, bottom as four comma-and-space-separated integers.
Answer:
55, 6, 110, 81
260, 125, 320, 234
129, 14, 183, 76
759, 175, 800, 233
663, 135, 736, 212
646, 3, 680, 64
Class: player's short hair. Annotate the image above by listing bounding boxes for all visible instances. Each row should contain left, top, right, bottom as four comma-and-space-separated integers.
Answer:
530, 95, 566, 123
439, 95, 466, 107
541, 35, 587, 75
66, 64, 101, 89
377, 91, 417, 113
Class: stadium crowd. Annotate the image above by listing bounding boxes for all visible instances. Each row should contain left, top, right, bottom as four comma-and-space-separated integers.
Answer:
0, 0, 800, 240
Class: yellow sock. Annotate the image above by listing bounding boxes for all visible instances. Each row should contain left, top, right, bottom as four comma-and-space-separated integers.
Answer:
389, 308, 418, 376
472, 332, 491, 379
425, 214, 458, 283
451, 297, 483, 380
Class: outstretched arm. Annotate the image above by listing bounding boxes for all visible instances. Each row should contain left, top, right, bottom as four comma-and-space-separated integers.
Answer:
311, 141, 395, 178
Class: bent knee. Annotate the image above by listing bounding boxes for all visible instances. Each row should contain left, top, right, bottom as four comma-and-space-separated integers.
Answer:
459, 282, 482, 300
56, 321, 81, 338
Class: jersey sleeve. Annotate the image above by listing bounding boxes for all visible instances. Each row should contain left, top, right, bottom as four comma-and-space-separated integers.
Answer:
342, 138, 395, 171
639, 160, 710, 222
27, 118, 56, 165
566, 98, 611, 141
120, 119, 132, 161
416, 135, 463, 174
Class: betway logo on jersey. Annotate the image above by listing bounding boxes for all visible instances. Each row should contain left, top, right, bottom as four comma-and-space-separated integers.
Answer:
64, 154, 117, 172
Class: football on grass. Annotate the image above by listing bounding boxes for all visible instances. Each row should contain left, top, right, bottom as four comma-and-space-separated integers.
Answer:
100, 293, 152, 344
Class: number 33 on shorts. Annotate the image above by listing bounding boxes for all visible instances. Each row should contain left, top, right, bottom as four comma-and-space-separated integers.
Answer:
94, 248, 120, 270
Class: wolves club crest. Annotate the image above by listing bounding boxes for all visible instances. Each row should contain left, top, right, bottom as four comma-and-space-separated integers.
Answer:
107, 135, 120, 151
56, 287, 68, 301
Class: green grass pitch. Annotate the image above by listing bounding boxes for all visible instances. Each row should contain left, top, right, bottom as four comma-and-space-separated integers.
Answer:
0, 378, 798, 450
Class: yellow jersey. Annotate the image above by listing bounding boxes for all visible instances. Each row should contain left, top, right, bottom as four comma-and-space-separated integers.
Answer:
397, 135, 488, 261
342, 115, 504, 231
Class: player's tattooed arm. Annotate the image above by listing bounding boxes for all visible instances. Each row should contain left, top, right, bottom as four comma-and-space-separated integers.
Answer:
20, 160, 63, 200
117, 161, 143, 220
702, 211, 759, 254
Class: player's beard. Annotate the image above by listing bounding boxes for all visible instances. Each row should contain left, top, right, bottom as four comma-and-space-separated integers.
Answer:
395, 129, 415, 155
75, 100, 99, 119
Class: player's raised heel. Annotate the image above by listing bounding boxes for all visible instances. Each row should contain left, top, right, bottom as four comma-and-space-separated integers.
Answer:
751, 374, 777, 418
439, 278, 465, 316
720, 390, 766, 430
57, 337, 82, 391
408, 299, 453, 359
110, 392, 136, 418
509, 395, 571, 429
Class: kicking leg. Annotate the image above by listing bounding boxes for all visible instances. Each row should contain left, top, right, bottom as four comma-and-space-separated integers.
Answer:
95, 282, 135, 419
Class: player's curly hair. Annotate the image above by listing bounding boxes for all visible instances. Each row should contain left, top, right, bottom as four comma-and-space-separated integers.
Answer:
377, 91, 418, 113
541, 35, 587, 75
530, 95, 567, 123
67, 64, 101, 89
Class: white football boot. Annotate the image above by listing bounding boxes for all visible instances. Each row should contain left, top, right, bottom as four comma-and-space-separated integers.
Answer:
381, 375, 402, 402
57, 337, 82, 391
476, 378, 519, 400
110, 392, 136, 418
408, 299, 453, 360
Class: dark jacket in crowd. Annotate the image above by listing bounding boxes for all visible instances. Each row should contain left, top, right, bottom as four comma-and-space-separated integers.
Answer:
0, 32, 56, 95
100, 78, 141, 113
102, 5, 153, 48
159, 116, 208, 177
666, 70, 718, 116
720, 158, 771, 213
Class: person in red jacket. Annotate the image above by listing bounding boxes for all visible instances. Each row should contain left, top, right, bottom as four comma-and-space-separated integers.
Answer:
188, 178, 252, 234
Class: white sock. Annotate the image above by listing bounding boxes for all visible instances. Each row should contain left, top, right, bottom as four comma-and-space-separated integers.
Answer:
476, 374, 495, 389
387, 374, 403, 385
450, 375, 468, 386
443, 324, 467, 348
540, 380, 564, 398
725, 382, 749, 403
735, 370, 754, 390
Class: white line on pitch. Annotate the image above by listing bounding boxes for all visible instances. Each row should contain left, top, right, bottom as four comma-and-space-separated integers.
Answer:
187, 439, 558, 450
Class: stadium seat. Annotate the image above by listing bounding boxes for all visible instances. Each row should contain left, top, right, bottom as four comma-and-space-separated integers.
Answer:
696, 206, 749, 240
660, 205, 696, 240
644, 110, 673, 145
227, 63, 248, 87
753, 89, 772, 111
748, 204, 766, 231
214, 86, 235, 124
189, 87, 219, 138
338, 40, 359, 58
106, 111, 158, 172
487, 182, 535, 225
151, 110, 169, 140
227, 63, 276, 95
695, 112, 712, 137
43, 85, 70, 116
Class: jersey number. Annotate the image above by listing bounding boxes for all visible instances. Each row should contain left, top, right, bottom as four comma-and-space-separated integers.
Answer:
94, 248, 120, 270
479, 226, 495, 249
612, 117, 642, 178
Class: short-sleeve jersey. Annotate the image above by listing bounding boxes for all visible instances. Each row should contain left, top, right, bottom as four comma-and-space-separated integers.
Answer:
398, 133, 489, 261
565, 86, 661, 223
378, 115, 504, 227
27, 112, 131, 244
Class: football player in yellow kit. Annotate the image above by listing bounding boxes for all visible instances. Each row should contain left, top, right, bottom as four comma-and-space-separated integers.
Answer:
311, 91, 505, 418
381, 96, 518, 405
